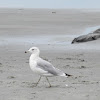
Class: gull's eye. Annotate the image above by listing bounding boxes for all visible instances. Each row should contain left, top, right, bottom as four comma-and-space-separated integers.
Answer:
32, 49, 34, 51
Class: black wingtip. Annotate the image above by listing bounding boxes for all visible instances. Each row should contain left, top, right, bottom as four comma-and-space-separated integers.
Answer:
65, 73, 72, 77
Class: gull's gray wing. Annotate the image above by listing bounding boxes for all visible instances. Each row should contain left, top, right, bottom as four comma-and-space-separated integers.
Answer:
36, 58, 64, 76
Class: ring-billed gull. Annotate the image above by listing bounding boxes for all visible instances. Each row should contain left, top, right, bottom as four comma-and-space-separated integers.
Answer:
25, 47, 71, 87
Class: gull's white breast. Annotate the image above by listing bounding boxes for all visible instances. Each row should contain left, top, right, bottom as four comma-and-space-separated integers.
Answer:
29, 59, 48, 75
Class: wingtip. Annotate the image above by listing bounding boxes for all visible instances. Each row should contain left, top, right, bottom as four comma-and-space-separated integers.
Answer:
65, 73, 72, 77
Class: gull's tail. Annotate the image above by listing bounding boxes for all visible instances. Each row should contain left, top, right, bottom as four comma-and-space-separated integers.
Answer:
56, 68, 72, 77
65, 73, 72, 77
60, 73, 72, 77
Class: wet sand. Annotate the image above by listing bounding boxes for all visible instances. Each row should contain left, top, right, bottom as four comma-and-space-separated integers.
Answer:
0, 8, 100, 100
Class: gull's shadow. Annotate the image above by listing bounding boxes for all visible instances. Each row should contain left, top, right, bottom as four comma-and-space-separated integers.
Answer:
29, 84, 61, 88
28, 82, 70, 88
45, 85, 61, 88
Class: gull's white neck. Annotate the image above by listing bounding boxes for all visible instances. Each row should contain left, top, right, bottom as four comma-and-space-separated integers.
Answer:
29, 53, 39, 68
30, 53, 39, 60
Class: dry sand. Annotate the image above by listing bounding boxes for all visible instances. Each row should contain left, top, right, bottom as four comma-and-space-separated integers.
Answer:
0, 8, 100, 100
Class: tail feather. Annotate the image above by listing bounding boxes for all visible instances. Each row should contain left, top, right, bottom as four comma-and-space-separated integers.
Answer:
65, 73, 72, 77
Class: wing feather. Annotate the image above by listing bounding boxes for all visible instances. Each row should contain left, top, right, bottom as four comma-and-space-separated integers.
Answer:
36, 58, 64, 76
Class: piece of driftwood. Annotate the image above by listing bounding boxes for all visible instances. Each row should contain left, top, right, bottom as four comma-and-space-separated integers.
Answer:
72, 28, 100, 44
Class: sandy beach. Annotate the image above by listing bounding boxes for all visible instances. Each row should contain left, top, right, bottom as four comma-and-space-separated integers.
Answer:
0, 8, 100, 100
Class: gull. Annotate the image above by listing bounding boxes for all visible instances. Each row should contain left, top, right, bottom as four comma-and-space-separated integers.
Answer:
25, 47, 71, 87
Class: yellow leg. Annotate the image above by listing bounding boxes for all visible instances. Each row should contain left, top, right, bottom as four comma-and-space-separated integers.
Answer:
46, 77, 52, 87
35, 76, 42, 86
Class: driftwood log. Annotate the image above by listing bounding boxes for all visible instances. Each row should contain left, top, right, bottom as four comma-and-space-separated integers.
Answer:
72, 28, 100, 44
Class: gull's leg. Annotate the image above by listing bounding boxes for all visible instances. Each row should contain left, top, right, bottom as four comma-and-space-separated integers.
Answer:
35, 76, 42, 86
46, 77, 52, 87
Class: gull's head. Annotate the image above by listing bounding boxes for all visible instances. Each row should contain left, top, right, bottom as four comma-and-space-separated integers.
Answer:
25, 47, 40, 55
